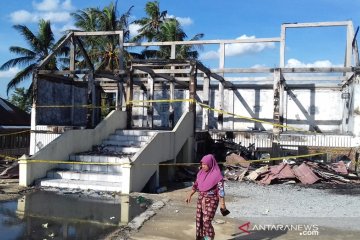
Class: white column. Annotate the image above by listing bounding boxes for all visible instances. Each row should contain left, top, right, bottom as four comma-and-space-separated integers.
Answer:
351, 76, 360, 136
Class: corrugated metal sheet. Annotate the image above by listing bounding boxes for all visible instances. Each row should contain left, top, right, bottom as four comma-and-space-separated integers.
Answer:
210, 131, 358, 148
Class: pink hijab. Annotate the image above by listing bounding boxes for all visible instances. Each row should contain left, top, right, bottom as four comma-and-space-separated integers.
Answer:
196, 154, 223, 192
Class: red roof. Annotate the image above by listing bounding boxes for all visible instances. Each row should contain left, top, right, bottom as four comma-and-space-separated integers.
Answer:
0, 98, 30, 127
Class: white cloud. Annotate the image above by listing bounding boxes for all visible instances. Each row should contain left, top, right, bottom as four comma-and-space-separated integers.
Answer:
62, 0, 74, 10
33, 0, 60, 12
42, 12, 71, 22
200, 50, 219, 60
200, 35, 275, 60
251, 64, 267, 68
0, 67, 20, 79
285, 58, 341, 68
226, 35, 275, 57
166, 14, 193, 26
52, 22, 77, 37
129, 23, 142, 38
11, 0, 74, 24
10, 10, 38, 24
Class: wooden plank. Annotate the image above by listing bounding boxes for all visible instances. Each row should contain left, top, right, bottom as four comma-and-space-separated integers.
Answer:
74, 31, 123, 36
116, 81, 123, 110
272, 68, 282, 159
189, 62, 197, 113
132, 67, 355, 75
280, 25, 286, 67
69, 38, 75, 125
211, 67, 354, 73
132, 66, 188, 87
123, 37, 281, 47
118, 31, 124, 71
169, 44, 176, 128
126, 71, 134, 129
283, 21, 351, 28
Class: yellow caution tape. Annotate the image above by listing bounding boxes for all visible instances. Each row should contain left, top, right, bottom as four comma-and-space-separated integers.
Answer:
197, 102, 315, 133
127, 98, 194, 104
23, 98, 318, 134
0, 129, 31, 137
246, 152, 326, 163
0, 154, 18, 161
2, 152, 326, 165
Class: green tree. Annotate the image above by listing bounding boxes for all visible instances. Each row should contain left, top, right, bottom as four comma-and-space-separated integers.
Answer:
0, 19, 67, 95
132, 1, 204, 60
132, 0, 167, 42
71, 2, 133, 70
8, 87, 32, 113
154, 19, 204, 59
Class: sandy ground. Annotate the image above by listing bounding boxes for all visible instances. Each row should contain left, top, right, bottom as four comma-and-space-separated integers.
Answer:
124, 188, 360, 240
2, 179, 360, 240
120, 183, 360, 240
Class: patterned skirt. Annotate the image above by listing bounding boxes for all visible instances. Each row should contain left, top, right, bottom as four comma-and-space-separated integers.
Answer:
195, 193, 219, 239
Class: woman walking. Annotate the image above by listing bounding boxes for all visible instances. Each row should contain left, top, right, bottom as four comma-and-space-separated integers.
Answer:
186, 154, 228, 240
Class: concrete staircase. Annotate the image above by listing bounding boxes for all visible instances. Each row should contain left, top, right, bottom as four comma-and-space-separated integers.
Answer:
38, 129, 157, 192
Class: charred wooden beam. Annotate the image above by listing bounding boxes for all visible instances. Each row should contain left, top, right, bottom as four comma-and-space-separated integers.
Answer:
38, 32, 73, 69
74, 30, 123, 36
126, 70, 134, 129
132, 65, 188, 87
73, 36, 94, 71
38, 70, 90, 75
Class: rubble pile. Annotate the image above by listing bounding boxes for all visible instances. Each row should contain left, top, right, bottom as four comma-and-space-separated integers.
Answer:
224, 153, 360, 185
0, 160, 18, 179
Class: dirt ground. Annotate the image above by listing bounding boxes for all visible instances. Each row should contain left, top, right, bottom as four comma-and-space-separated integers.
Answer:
123, 186, 360, 240
0, 179, 35, 202
101, 183, 360, 240
2, 179, 360, 240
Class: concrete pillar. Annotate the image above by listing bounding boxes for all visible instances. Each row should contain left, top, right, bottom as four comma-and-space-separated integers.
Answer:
351, 75, 360, 136
121, 163, 131, 194
19, 155, 31, 186
120, 195, 130, 224
147, 74, 154, 128
218, 43, 225, 130
202, 75, 210, 130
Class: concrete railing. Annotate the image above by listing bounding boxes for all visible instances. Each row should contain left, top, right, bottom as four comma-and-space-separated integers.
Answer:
123, 112, 194, 193
19, 110, 127, 186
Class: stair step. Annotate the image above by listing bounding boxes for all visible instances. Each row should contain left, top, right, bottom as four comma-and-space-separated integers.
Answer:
39, 178, 122, 192
115, 129, 158, 136
69, 155, 131, 163
107, 134, 152, 142
102, 140, 146, 147
58, 163, 123, 173
47, 170, 122, 182
101, 146, 141, 154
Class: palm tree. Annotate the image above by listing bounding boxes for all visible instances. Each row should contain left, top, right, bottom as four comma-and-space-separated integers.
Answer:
0, 19, 66, 95
131, 1, 204, 60
154, 18, 204, 59
132, 1, 167, 42
71, 2, 133, 70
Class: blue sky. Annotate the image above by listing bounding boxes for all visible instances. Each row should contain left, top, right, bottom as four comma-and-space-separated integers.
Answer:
1, 0, 360, 98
